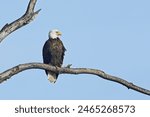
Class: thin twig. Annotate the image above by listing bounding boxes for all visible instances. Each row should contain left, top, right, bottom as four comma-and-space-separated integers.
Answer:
0, 62, 149, 96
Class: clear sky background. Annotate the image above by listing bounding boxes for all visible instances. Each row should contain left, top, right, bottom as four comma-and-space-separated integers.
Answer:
0, 0, 150, 99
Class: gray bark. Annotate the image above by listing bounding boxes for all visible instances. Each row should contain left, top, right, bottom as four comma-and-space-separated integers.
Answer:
0, 0, 41, 43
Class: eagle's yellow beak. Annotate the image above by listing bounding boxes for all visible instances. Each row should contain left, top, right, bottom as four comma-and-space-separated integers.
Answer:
56, 31, 62, 36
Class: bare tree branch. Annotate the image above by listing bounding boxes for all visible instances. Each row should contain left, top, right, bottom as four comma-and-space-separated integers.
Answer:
0, 0, 41, 43
0, 62, 149, 96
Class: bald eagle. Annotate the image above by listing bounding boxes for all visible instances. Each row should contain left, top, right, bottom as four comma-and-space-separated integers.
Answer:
42, 29, 66, 83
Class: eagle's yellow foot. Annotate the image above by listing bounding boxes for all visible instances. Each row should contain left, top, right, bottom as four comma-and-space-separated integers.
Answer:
55, 66, 59, 70
54, 66, 61, 74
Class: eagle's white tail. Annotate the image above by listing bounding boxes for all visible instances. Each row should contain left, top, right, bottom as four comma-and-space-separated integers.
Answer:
48, 73, 56, 83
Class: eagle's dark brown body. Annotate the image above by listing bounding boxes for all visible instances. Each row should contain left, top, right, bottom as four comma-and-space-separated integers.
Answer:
42, 37, 66, 83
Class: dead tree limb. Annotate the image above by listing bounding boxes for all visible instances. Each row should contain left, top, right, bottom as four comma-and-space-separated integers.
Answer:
0, 0, 41, 43
0, 62, 149, 96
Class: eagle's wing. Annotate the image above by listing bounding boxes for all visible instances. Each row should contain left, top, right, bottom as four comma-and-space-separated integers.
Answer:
59, 39, 66, 65
42, 39, 51, 75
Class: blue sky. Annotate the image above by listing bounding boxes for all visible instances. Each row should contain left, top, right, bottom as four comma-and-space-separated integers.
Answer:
0, 0, 150, 99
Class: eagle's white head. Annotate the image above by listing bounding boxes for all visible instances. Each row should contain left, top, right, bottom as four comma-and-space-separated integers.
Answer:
48, 29, 62, 39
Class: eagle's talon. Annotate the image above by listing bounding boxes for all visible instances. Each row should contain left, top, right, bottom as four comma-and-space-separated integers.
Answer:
55, 66, 59, 72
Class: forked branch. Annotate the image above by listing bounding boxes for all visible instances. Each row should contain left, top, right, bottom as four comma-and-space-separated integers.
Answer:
0, 62, 149, 96
0, 0, 41, 43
